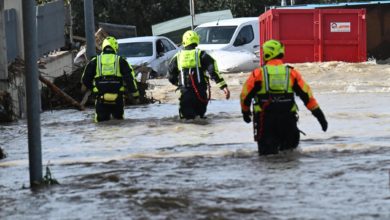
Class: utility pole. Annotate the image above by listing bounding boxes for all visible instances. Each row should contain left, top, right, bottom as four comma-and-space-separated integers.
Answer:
84, 0, 96, 59
22, 0, 43, 187
189, 0, 195, 30
0, 0, 8, 90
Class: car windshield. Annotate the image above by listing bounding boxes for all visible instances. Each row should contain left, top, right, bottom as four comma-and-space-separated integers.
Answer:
118, 42, 153, 57
195, 26, 237, 44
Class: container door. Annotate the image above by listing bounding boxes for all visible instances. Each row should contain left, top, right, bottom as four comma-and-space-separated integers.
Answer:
320, 9, 366, 62
277, 9, 319, 63
259, 9, 319, 64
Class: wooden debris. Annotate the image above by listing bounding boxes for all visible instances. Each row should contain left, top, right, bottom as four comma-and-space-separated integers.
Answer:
39, 74, 83, 110
95, 28, 109, 51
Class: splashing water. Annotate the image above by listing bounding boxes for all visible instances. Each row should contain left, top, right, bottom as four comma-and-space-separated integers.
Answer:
1, 61, 390, 219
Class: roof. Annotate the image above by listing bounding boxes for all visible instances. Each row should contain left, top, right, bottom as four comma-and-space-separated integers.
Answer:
117, 36, 160, 43
274, 1, 390, 9
196, 17, 258, 27
152, 10, 233, 36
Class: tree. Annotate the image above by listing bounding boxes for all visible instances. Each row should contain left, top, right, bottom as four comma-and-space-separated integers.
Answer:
67, 0, 370, 37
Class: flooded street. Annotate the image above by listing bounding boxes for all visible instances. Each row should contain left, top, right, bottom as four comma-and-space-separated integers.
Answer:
1, 61, 390, 219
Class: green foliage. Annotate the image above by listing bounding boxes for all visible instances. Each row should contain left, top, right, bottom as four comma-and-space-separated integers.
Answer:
70, 0, 274, 37
65, 0, 373, 37
42, 164, 60, 185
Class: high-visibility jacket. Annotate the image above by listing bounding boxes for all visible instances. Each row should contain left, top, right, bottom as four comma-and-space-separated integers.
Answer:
168, 47, 227, 90
240, 59, 319, 113
176, 49, 204, 87
93, 53, 125, 94
81, 51, 139, 98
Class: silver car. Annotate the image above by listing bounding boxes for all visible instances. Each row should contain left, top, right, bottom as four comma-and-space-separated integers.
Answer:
117, 36, 179, 78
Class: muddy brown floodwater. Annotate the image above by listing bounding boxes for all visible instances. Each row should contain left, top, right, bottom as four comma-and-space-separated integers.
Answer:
1, 61, 390, 219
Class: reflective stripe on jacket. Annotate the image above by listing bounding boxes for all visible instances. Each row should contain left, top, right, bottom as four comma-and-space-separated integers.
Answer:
240, 59, 319, 113
177, 49, 202, 70
177, 49, 203, 86
93, 54, 125, 93
168, 47, 227, 90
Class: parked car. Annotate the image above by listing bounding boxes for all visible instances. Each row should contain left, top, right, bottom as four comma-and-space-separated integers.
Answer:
117, 36, 179, 78
194, 17, 259, 54
194, 17, 260, 73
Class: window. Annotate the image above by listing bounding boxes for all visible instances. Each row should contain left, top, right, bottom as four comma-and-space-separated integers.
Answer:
118, 42, 153, 57
196, 26, 237, 44
161, 39, 176, 52
233, 25, 254, 46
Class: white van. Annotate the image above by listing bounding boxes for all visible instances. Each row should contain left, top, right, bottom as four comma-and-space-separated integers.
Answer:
194, 17, 260, 54
194, 17, 260, 72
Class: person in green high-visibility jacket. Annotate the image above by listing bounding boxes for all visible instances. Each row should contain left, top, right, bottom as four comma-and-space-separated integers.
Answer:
168, 30, 230, 119
81, 36, 139, 122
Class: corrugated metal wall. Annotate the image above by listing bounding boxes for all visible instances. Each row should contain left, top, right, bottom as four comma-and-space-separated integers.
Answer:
36, 0, 65, 56
4, 8, 18, 63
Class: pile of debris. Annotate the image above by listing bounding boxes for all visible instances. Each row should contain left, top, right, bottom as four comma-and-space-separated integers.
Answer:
0, 91, 13, 122
6, 58, 157, 113
42, 26, 158, 110
1, 27, 160, 122
40, 63, 155, 110
40, 65, 86, 110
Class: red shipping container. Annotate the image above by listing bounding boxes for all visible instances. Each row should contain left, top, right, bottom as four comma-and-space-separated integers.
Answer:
259, 9, 366, 64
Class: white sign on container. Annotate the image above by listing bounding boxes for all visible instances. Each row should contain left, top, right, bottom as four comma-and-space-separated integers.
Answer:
330, 22, 351, 32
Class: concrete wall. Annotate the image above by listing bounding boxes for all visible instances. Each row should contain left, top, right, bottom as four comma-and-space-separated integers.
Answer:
2, 1, 73, 120
7, 67, 26, 119
1, 0, 24, 119
40, 51, 74, 80
0, 0, 8, 87
4, 0, 24, 59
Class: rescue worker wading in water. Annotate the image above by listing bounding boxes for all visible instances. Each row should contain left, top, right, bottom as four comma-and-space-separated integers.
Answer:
240, 39, 328, 155
81, 36, 139, 122
168, 30, 230, 119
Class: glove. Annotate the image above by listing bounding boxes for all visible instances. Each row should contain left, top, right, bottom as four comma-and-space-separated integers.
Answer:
129, 91, 140, 105
131, 96, 140, 105
242, 111, 252, 123
81, 84, 88, 93
223, 87, 230, 100
312, 108, 328, 132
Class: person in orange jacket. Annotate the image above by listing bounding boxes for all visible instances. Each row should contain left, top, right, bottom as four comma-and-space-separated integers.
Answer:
240, 39, 328, 155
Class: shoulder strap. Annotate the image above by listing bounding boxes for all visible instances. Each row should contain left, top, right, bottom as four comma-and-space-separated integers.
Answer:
195, 48, 200, 83
284, 66, 290, 92
262, 66, 269, 92
97, 55, 102, 77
